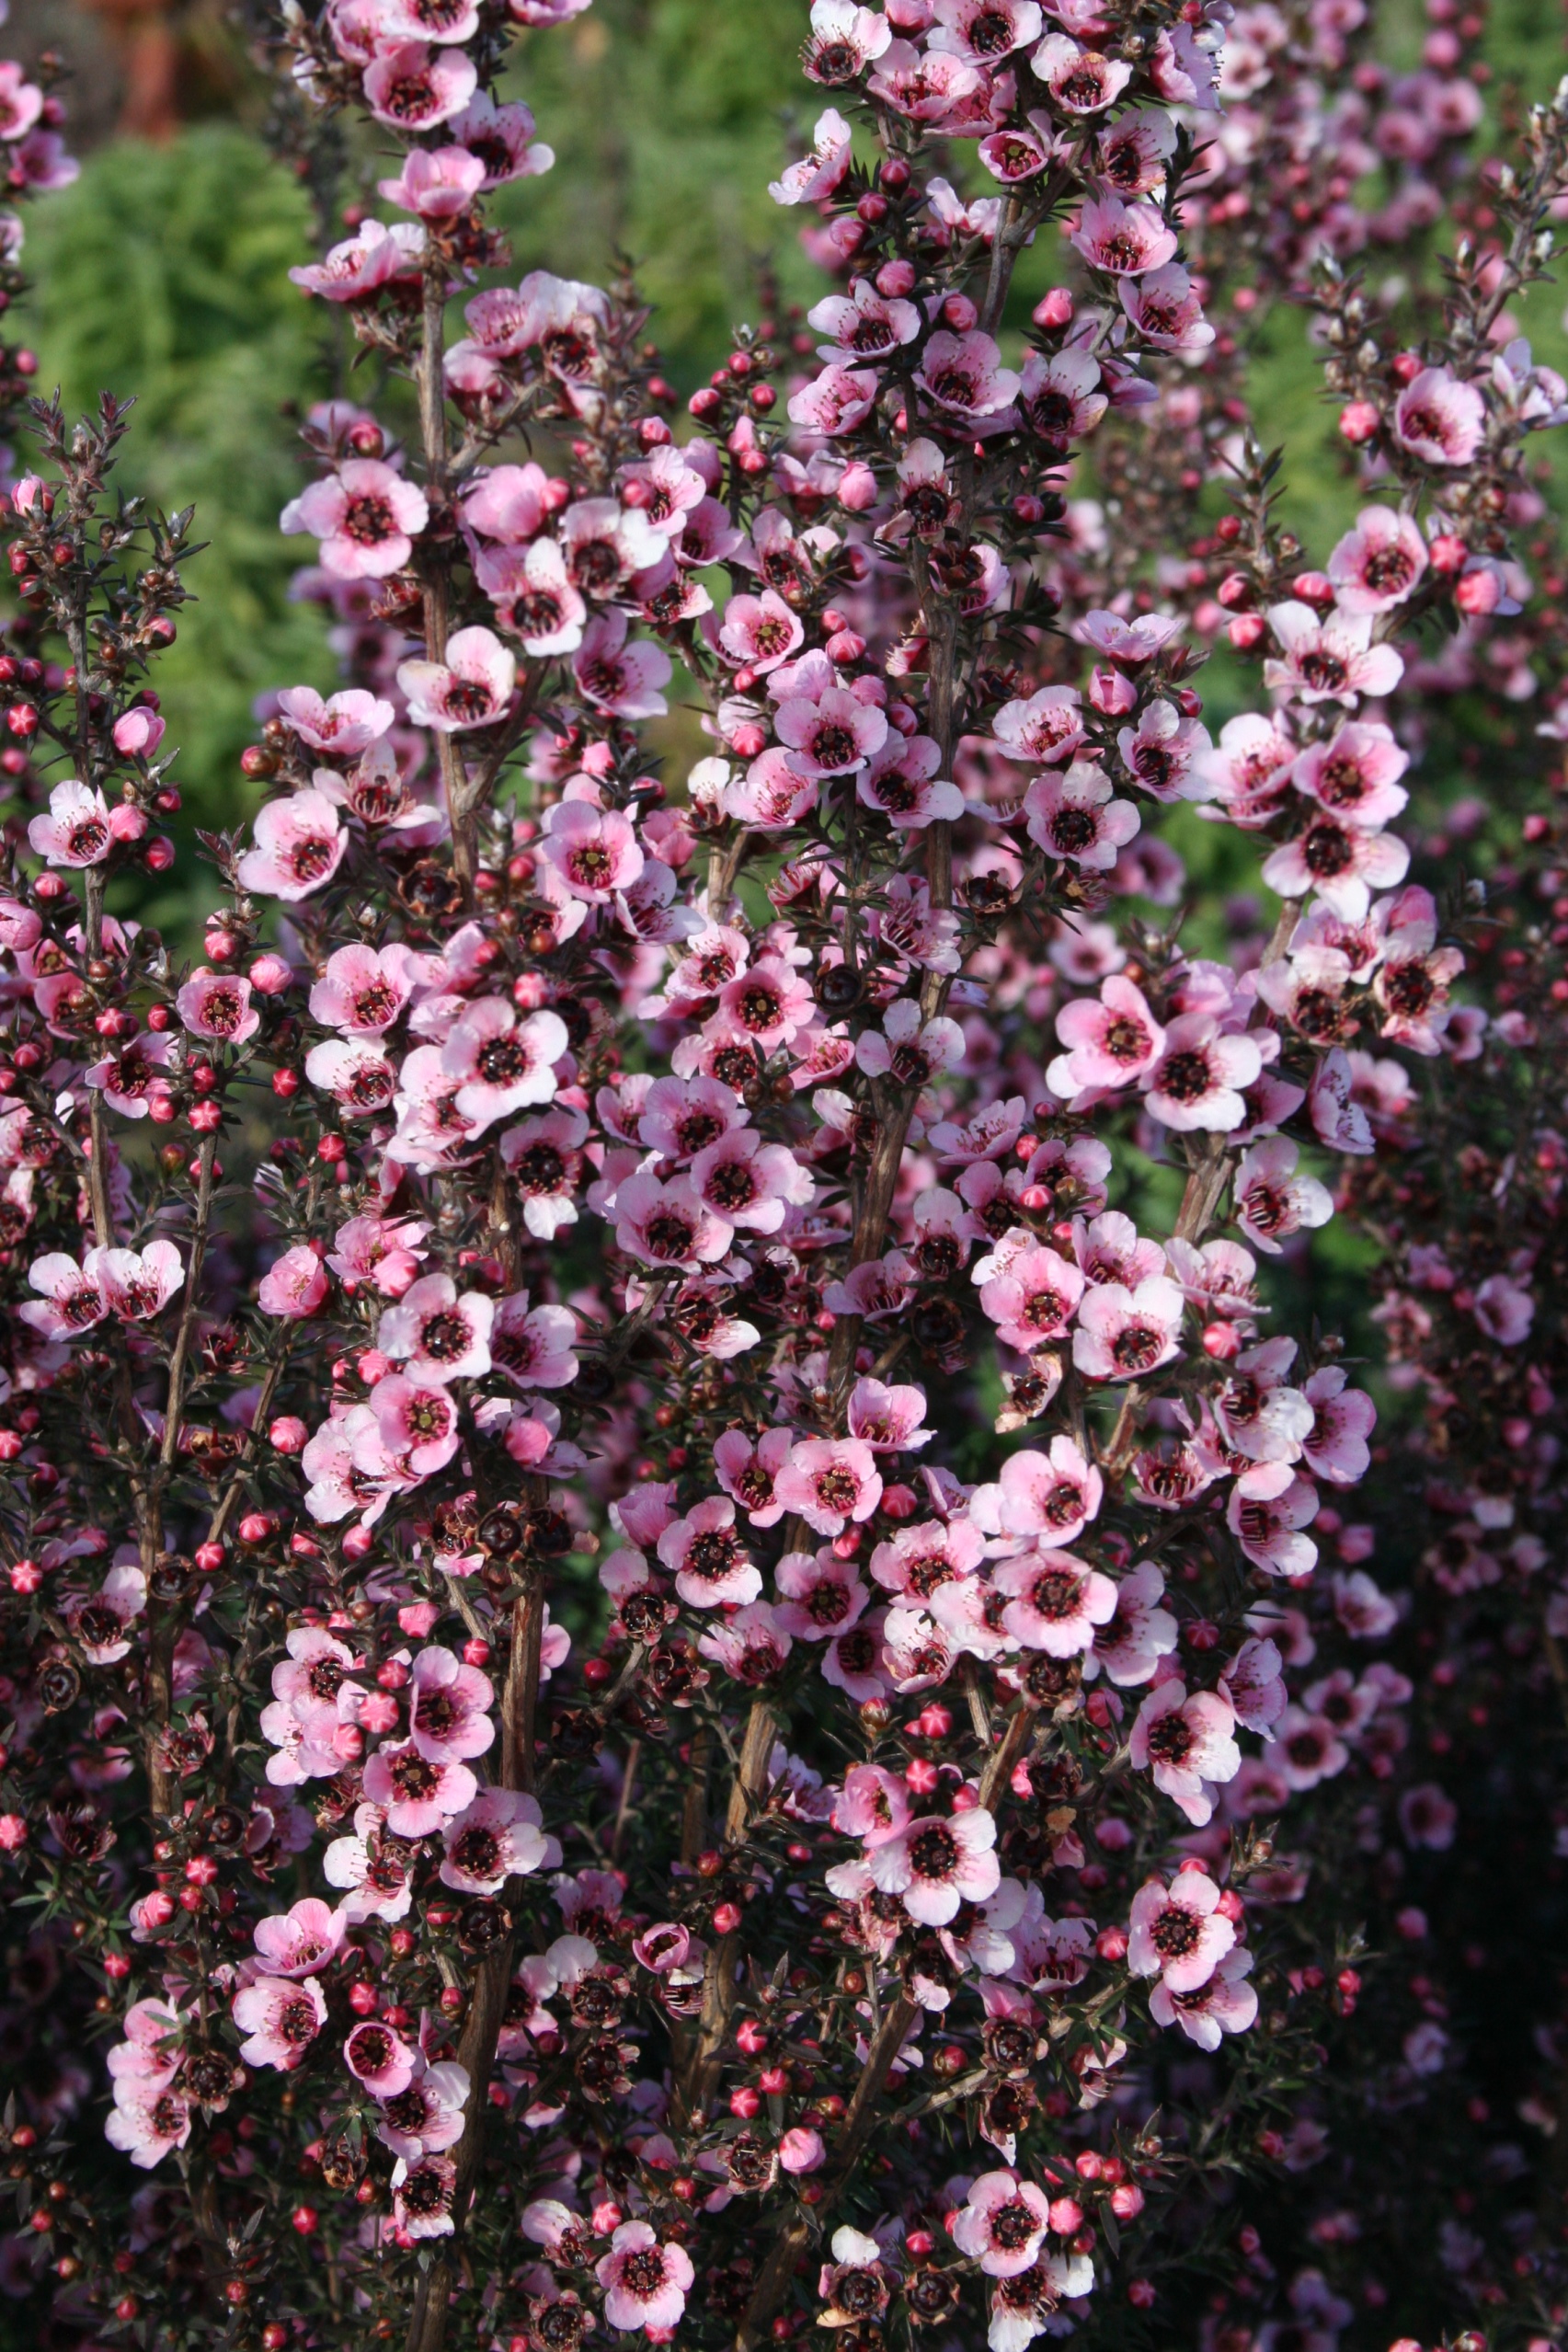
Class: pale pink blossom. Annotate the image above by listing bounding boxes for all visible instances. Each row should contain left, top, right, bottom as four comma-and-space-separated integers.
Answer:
362, 40, 477, 130
1262, 815, 1410, 923
281, 458, 428, 579
65, 1563, 147, 1664
1070, 193, 1179, 276
614, 1169, 734, 1268
933, 0, 1044, 61
1141, 1015, 1263, 1131
1130, 1681, 1240, 1824
867, 1802, 1001, 1924
258, 1245, 330, 1319
1048, 973, 1164, 1096
596, 2220, 694, 2333
1264, 602, 1404, 706
1233, 1138, 1334, 1255
97, 1241, 184, 1322
915, 329, 1022, 422
775, 1438, 884, 1536
656, 1497, 762, 1608
1392, 366, 1485, 465
1072, 1275, 1184, 1381
994, 1550, 1117, 1656
253, 1897, 346, 1979
407, 1646, 495, 1762
1291, 721, 1410, 826
489, 1291, 579, 1388
397, 625, 516, 731
289, 219, 426, 302
1302, 1367, 1376, 1485
1032, 34, 1132, 111
378, 143, 486, 217
775, 1548, 870, 1641
361, 1740, 477, 1836
1472, 1272, 1535, 1345
768, 106, 853, 205
1150, 1945, 1258, 2048
714, 1427, 795, 1527
378, 1272, 494, 1383
1127, 1868, 1234, 1991
29, 779, 112, 868
1024, 761, 1139, 868
1227, 1463, 1320, 1577
1327, 504, 1428, 612
232, 1974, 327, 2071
176, 966, 259, 1045
236, 789, 347, 901
441, 1787, 554, 1891
1089, 1561, 1178, 1686
345, 2018, 419, 2096
20, 1252, 108, 1340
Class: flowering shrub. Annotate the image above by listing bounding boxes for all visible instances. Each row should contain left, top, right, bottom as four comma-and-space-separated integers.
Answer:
3, 3, 1568, 2351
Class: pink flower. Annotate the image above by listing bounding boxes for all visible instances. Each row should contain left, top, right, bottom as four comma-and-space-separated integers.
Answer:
29, 779, 112, 867
477, 536, 588, 654
441, 1787, 554, 1891
952, 2171, 1052, 2277
0, 63, 44, 142
253, 1897, 346, 1979
972, 1438, 1104, 1546
112, 706, 166, 757
856, 997, 964, 1086
774, 1548, 869, 1641
345, 2018, 419, 2096
657, 1497, 762, 1608
1130, 1681, 1241, 1824
361, 1740, 478, 1837
309, 941, 429, 1035
867, 1803, 1001, 1924
378, 143, 487, 218
105, 2079, 192, 2169
20, 1251, 108, 1340
1327, 505, 1428, 613
1472, 1272, 1534, 1346
1119, 261, 1214, 355
1018, 346, 1106, 442
362, 41, 477, 130
391, 2153, 458, 2240
378, 1272, 495, 1383
1090, 1562, 1178, 1686
258, 1245, 330, 1319
542, 801, 645, 903
713, 1427, 795, 1527
990, 683, 1084, 763
995, 1550, 1117, 1656
1032, 35, 1132, 111
1263, 815, 1410, 922
490, 1291, 580, 1388
1393, 366, 1485, 465
176, 967, 259, 1045
573, 611, 672, 719
869, 40, 984, 125
1048, 973, 1164, 1101
856, 736, 964, 831
1070, 193, 1178, 276
1150, 1946, 1257, 2048
1227, 1463, 1320, 1577
1141, 1016, 1263, 1132
768, 106, 853, 205
717, 956, 816, 1049
232, 1974, 326, 2071
776, 684, 888, 778
441, 997, 567, 1131
1290, 721, 1410, 826
281, 458, 429, 579
407, 1646, 495, 1763
376, 2060, 471, 2161
786, 363, 881, 437
1276, 1705, 1348, 1790
373, 1374, 461, 1477
719, 589, 806, 674
65, 1563, 147, 1663
1233, 1139, 1334, 1255
1400, 1780, 1458, 1850
933, 0, 1043, 59
1264, 602, 1404, 706
808, 278, 921, 365
596, 2220, 695, 2333
846, 1377, 933, 1454
499, 1111, 588, 1241
289, 218, 425, 302
1024, 762, 1140, 868
397, 625, 516, 731
977, 1236, 1082, 1354
832, 1762, 912, 1846
1072, 1276, 1185, 1382
235, 789, 347, 901
916, 329, 1022, 424
97, 1241, 184, 1321
775, 1438, 884, 1536
690, 1127, 812, 1234
1127, 1868, 1234, 1991
614, 1169, 734, 1269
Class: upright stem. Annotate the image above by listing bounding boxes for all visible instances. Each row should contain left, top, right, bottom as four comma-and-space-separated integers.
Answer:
418, 257, 473, 889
